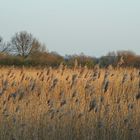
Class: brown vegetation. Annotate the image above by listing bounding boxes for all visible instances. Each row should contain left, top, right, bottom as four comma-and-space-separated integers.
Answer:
1, 31, 140, 68
0, 66, 140, 140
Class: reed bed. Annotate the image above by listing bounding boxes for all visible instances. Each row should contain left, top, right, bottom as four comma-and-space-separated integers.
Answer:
0, 66, 140, 140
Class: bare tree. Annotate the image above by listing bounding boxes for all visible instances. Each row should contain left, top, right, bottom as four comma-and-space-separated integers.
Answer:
11, 31, 34, 57
29, 38, 46, 55
0, 36, 10, 53
11, 31, 47, 57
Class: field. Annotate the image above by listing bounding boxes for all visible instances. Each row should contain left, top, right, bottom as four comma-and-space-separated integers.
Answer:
0, 66, 140, 140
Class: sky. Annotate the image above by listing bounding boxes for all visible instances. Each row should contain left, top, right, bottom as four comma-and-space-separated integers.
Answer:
0, 0, 140, 57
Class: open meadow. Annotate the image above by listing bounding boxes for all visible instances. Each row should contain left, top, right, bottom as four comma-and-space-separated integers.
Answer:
0, 66, 140, 140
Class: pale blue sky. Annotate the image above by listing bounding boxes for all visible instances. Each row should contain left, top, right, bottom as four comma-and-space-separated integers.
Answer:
0, 0, 140, 56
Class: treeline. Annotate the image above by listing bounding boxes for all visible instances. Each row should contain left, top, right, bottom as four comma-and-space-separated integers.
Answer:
0, 31, 140, 68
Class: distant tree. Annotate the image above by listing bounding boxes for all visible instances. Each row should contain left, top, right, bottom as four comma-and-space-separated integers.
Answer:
99, 52, 117, 67
10, 31, 47, 57
115, 50, 140, 67
0, 36, 3, 50
0, 36, 2, 43
64, 53, 96, 68
29, 38, 47, 56
116, 51, 134, 66
0, 36, 10, 53
10, 31, 32, 57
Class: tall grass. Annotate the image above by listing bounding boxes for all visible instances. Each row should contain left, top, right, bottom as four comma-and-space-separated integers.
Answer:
0, 66, 140, 140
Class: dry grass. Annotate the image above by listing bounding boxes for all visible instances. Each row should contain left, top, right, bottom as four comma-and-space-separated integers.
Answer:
0, 66, 140, 140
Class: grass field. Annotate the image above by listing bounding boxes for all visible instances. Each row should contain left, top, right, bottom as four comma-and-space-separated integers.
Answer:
0, 66, 140, 140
